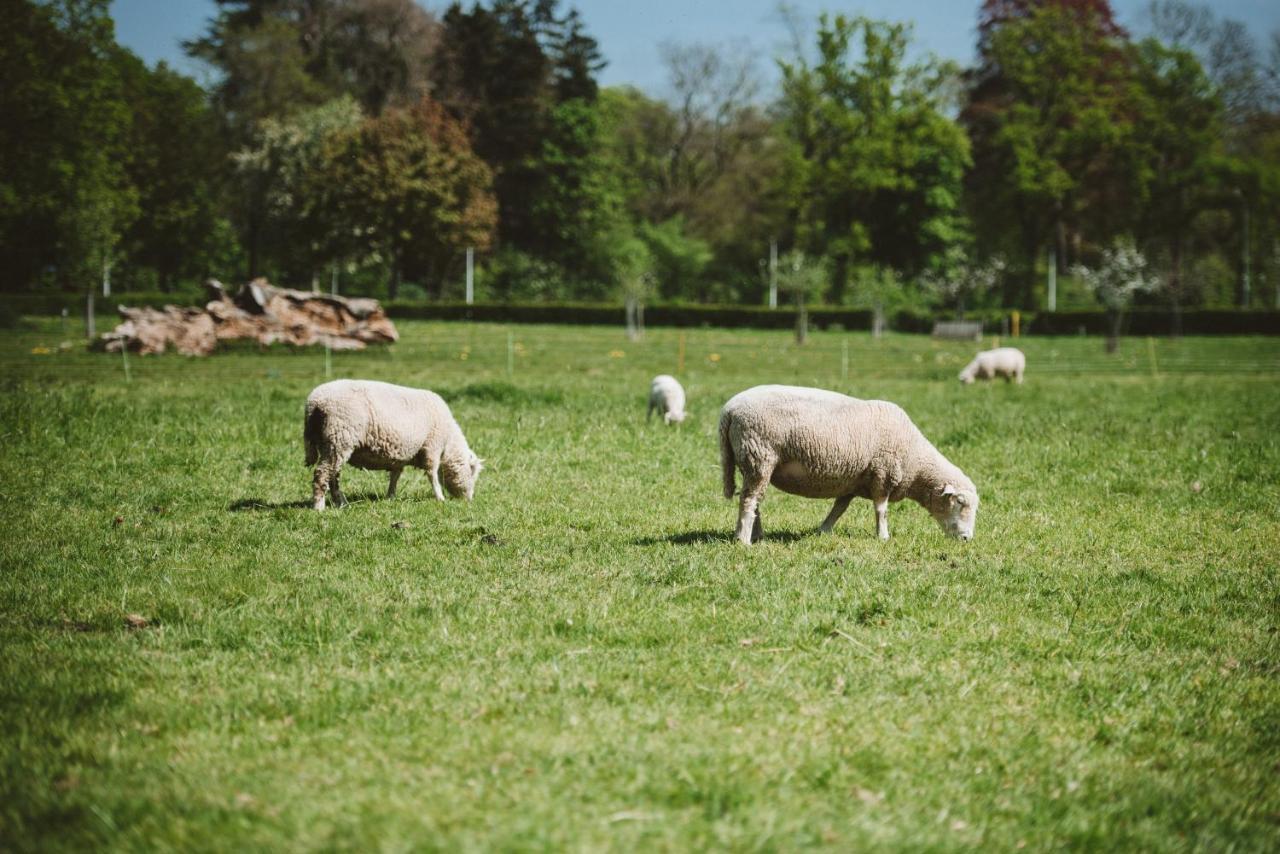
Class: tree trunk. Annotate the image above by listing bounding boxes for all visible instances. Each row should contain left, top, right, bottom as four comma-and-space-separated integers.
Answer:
1106, 309, 1121, 354
1170, 233, 1184, 338
829, 254, 849, 305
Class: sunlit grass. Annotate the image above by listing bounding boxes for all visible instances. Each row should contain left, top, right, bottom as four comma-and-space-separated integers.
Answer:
1, 319, 1278, 849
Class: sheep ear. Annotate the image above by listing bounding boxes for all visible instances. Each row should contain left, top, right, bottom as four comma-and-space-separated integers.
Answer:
942, 484, 958, 497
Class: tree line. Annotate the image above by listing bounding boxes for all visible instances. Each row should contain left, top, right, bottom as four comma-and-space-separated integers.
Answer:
2, 0, 1278, 311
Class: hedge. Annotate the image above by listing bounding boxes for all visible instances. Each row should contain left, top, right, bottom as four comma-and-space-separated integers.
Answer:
5, 292, 1279, 335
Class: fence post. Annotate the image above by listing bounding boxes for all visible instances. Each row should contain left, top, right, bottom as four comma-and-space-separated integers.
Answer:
85, 290, 95, 339
120, 340, 131, 383
841, 338, 849, 380
324, 340, 332, 378
507, 329, 514, 377
465, 247, 474, 305
677, 332, 686, 374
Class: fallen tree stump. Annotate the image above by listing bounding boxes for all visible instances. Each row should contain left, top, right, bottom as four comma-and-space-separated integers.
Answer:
95, 279, 399, 356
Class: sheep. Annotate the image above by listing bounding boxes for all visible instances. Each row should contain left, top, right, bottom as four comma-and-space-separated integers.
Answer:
648, 374, 687, 424
719, 385, 978, 544
303, 379, 482, 511
958, 347, 1025, 384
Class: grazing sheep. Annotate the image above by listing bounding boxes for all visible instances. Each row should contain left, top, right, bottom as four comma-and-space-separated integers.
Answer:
648, 374, 687, 424
958, 347, 1025, 384
304, 379, 482, 511
719, 385, 978, 544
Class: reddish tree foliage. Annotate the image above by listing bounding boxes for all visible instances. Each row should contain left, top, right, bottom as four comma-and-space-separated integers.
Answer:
977, 0, 1125, 52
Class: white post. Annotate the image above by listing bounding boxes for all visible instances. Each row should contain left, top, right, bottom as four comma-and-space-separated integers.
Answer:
768, 239, 778, 309
465, 247, 474, 305
102, 252, 111, 298
1047, 246, 1057, 312
85, 290, 95, 339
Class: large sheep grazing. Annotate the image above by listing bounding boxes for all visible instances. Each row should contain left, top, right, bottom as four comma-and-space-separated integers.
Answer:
304, 379, 482, 511
958, 347, 1025, 384
719, 385, 978, 544
648, 374, 687, 424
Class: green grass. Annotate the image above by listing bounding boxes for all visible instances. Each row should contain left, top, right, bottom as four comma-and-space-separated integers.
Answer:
1, 318, 1278, 851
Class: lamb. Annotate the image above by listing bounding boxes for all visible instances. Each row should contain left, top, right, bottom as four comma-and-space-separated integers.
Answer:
648, 374, 687, 424
958, 347, 1025, 384
303, 379, 482, 511
719, 385, 978, 544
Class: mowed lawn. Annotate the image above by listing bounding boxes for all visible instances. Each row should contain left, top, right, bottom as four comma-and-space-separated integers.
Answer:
1, 317, 1278, 851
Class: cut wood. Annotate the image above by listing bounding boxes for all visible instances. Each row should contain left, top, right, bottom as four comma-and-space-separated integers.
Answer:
95, 278, 399, 356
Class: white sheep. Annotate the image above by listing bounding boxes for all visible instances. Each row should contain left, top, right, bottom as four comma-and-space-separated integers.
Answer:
719, 385, 978, 544
958, 347, 1025, 384
304, 379, 482, 511
648, 374, 687, 424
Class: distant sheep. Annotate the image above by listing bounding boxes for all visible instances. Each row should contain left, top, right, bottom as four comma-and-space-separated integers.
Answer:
958, 347, 1025, 384
719, 385, 978, 544
648, 375, 687, 425
304, 380, 482, 511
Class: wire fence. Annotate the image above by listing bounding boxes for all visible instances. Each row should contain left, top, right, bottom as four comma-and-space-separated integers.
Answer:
5, 318, 1280, 388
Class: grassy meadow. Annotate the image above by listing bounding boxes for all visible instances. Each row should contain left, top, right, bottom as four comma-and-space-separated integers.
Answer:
1, 317, 1278, 850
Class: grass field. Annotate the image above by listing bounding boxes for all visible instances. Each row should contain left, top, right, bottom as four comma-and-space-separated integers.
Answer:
1, 317, 1278, 850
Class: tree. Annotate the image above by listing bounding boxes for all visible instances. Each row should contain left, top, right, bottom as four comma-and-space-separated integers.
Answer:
434, 0, 604, 257
778, 15, 970, 303
186, 0, 440, 129
963, 0, 1136, 307
1129, 38, 1224, 324
1072, 239, 1159, 351
115, 54, 230, 290
776, 250, 825, 344
923, 252, 1006, 319
320, 97, 498, 299
233, 96, 364, 285
0, 0, 135, 291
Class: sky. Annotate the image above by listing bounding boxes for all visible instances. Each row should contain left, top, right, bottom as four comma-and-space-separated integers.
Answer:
110, 0, 1280, 97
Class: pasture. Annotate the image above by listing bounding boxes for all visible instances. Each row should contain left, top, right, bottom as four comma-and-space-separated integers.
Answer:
1, 318, 1278, 850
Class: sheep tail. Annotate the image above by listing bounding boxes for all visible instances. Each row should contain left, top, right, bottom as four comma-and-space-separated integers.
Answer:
303, 405, 323, 467
719, 413, 736, 499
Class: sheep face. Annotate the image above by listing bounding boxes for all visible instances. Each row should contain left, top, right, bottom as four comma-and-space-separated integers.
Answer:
930, 483, 978, 540
664, 410, 686, 425
443, 453, 484, 501
958, 365, 977, 384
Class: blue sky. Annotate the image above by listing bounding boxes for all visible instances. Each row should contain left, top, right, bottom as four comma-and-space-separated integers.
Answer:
110, 0, 1280, 97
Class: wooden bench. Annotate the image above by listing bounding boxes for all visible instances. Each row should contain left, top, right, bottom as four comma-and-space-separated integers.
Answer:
931, 320, 982, 341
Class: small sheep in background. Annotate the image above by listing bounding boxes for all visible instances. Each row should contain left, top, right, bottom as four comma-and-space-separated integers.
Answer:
648, 374, 687, 425
958, 347, 1026, 384
719, 385, 978, 544
304, 379, 482, 511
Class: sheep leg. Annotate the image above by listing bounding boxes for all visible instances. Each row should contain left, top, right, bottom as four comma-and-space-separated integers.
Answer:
751, 508, 763, 543
874, 497, 890, 540
647, 401, 654, 422
818, 495, 853, 534
387, 467, 403, 499
428, 458, 446, 501
735, 463, 773, 545
329, 469, 348, 508
312, 464, 331, 511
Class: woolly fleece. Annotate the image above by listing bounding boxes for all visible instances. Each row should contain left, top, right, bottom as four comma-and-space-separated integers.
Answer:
304, 379, 481, 510
719, 385, 978, 544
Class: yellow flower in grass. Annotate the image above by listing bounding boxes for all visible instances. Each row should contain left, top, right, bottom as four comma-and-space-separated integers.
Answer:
708, 353, 721, 363
30, 346, 51, 355
609, 349, 625, 358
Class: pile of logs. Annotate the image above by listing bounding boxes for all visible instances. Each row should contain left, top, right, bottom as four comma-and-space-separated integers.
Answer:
95, 279, 399, 356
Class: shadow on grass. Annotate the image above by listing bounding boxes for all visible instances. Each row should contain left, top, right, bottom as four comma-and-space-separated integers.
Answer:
632, 528, 810, 546
228, 491, 388, 512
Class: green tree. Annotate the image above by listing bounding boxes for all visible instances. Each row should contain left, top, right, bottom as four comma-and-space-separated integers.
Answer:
115, 53, 231, 290
778, 14, 970, 303
320, 97, 498, 298
1130, 39, 1225, 315
963, 1, 1136, 307
233, 96, 364, 285
0, 0, 136, 291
